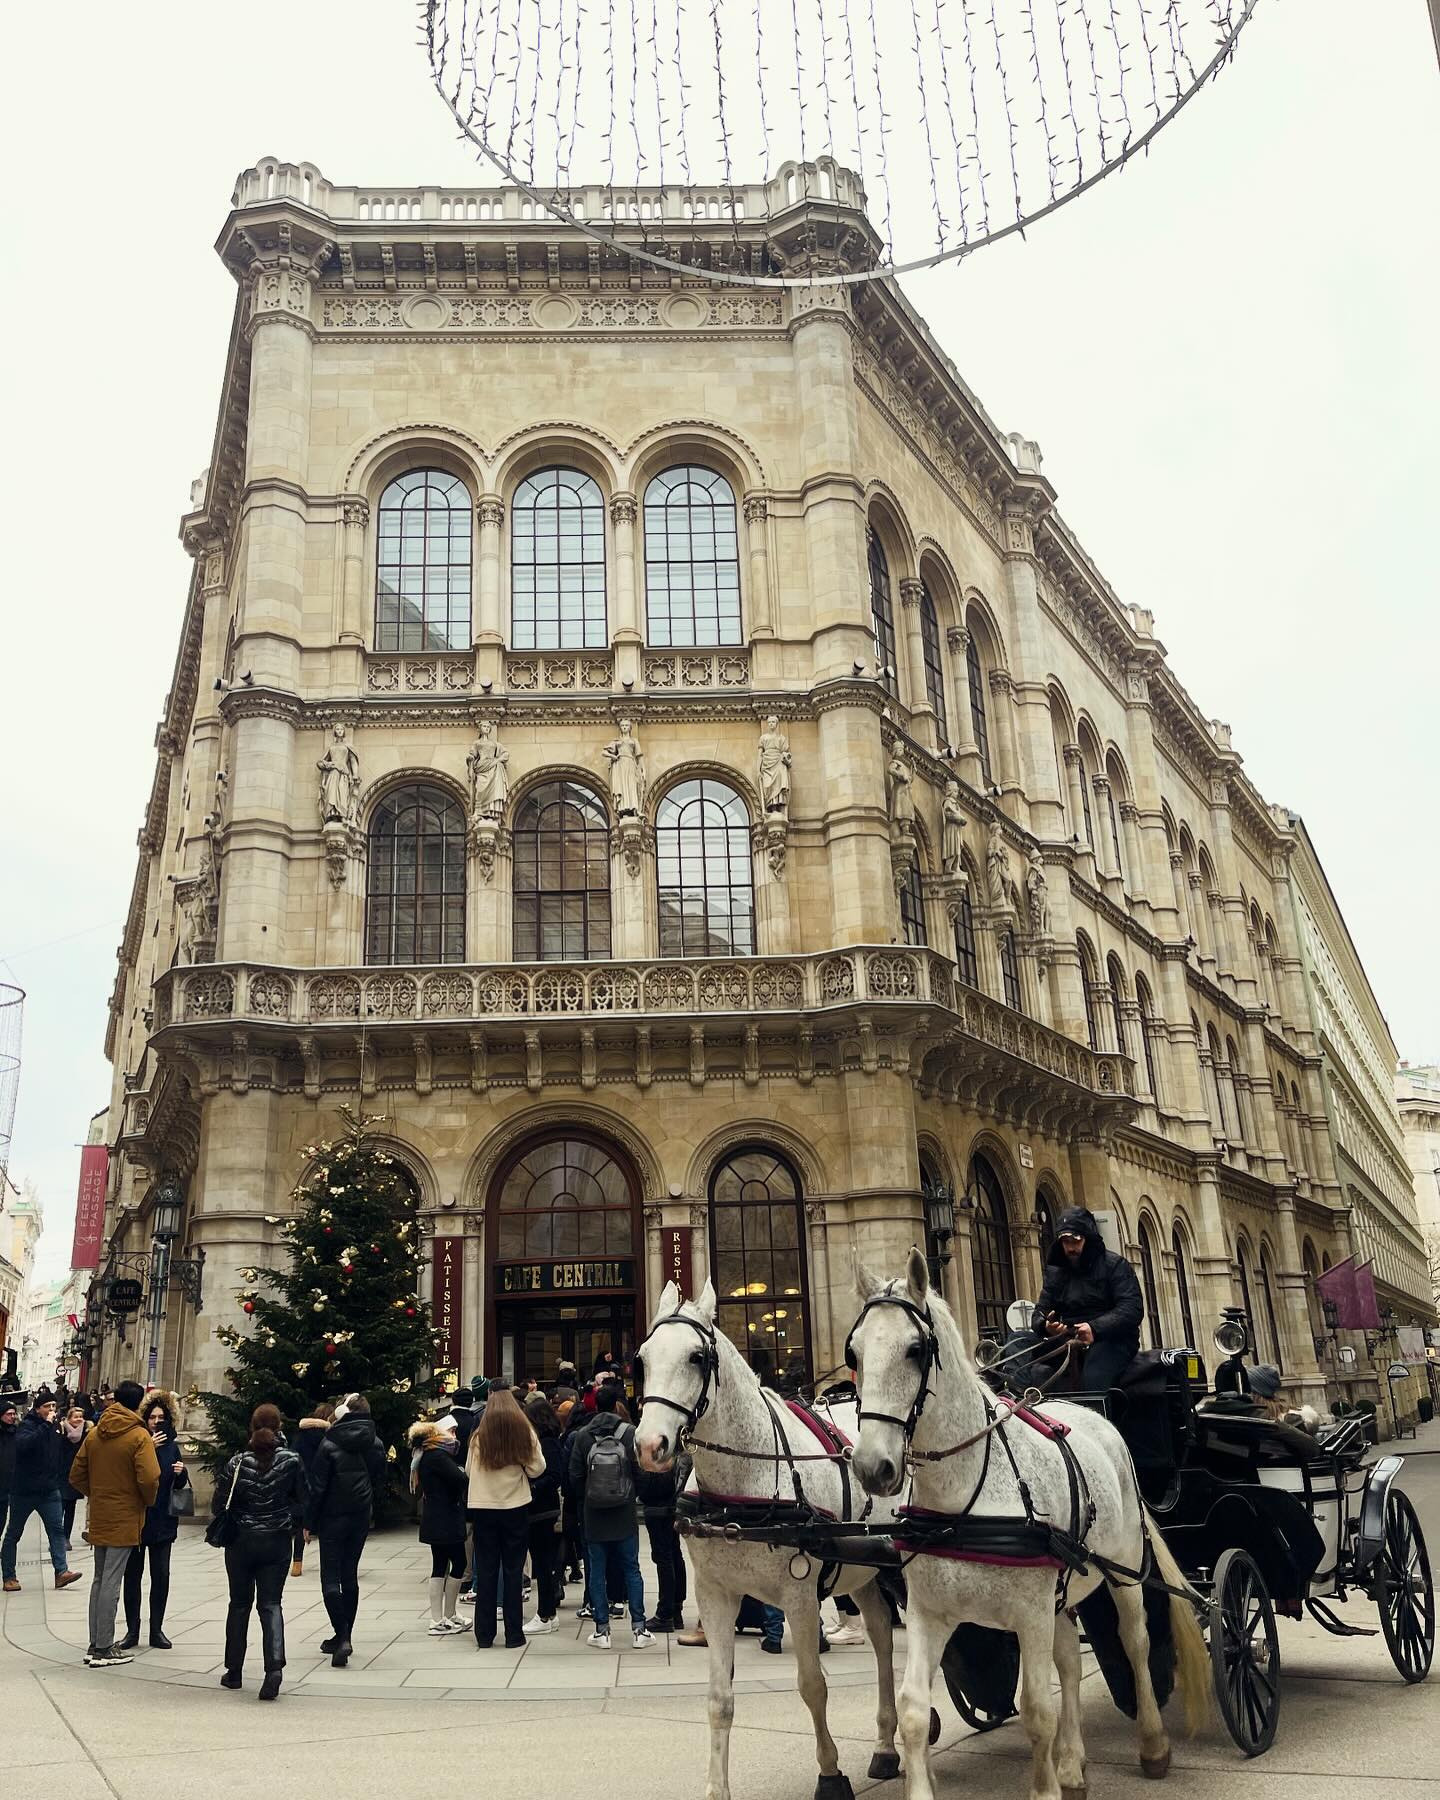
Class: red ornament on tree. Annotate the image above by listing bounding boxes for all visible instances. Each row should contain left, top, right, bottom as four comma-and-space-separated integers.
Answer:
404, 1305, 416, 1317
324, 1340, 337, 1355
242, 1301, 255, 1315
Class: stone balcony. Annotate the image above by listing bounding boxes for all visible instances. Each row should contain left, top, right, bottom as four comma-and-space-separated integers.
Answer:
145, 949, 1135, 1132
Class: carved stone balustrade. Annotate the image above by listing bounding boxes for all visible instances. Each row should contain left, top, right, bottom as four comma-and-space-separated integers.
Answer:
365, 652, 475, 695
504, 651, 614, 693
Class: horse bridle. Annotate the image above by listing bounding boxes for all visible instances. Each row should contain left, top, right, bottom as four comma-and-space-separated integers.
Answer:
635, 1312, 721, 1431
844, 1288, 943, 1442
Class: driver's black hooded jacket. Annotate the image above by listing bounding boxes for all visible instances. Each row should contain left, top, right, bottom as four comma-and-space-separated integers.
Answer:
1030, 1208, 1143, 1347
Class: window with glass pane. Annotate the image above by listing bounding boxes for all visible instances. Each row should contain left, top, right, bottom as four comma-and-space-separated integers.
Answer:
1077, 760, 1095, 846
656, 778, 754, 957
1136, 978, 1160, 1101
968, 1154, 1015, 1340
709, 1150, 808, 1384
1236, 1238, 1257, 1341
496, 1137, 633, 1260
1106, 783, 1124, 878
920, 1153, 951, 1292
643, 465, 741, 646
1035, 1190, 1059, 1260
899, 855, 927, 947
375, 470, 472, 652
1107, 956, 1128, 1057
966, 635, 992, 783
999, 929, 1022, 1010
953, 889, 979, 987
1172, 1227, 1197, 1348
1079, 939, 1101, 1050
1138, 1219, 1162, 1349
920, 585, 948, 737
867, 528, 899, 697
512, 781, 611, 961
511, 467, 607, 648
1259, 1246, 1284, 1371
365, 784, 466, 964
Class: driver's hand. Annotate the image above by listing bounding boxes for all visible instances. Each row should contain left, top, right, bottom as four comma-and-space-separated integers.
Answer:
1043, 1317, 1066, 1337
1074, 1322, 1095, 1346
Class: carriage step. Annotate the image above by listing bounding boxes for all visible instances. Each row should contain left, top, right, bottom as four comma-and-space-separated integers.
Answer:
1305, 1598, 1378, 1638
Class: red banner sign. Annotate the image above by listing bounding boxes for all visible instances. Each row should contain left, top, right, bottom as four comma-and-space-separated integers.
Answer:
70, 1144, 109, 1271
432, 1237, 463, 1384
666, 1226, 694, 1300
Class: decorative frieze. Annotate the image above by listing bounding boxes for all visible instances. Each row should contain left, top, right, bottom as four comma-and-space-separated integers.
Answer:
316, 288, 783, 335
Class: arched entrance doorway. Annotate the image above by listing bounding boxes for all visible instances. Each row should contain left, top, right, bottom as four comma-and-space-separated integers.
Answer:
487, 1132, 642, 1386
708, 1147, 811, 1388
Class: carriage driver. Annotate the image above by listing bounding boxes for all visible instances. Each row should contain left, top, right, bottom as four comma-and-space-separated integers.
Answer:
1013, 1207, 1144, 1391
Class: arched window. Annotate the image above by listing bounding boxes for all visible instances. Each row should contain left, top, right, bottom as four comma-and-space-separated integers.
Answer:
1104, 753, 1127, 880
968, 1153, 1016, 1340
1207, 1024, 1234, 1137
1078, 935, 1101, 1051
496, 1135, 634, 1258
999, 928, 1022, 1011
1226, 1035, 1251, 1144
1235, 1235, 1257, 1341
375, 469, 472, 651
1137, 1216, 1163, 1350
643, 465, 741, 646
656, 779, 754, 956
512, 781, 611, 961
867, 527, 899, 698
1290, 1082, 1308, 1172
953, 886, 979, 987
1258, 1243, 1284, 1371
1302, 1239, 1324, 1343
898, 853, 928, 947
1135, 975, 1161, 1102
511, 466, 606, 649
710, 1149, 808, 1383
365, 784, 466, 965
920, 1152, 950, 1292
1107, 954, 1129, 1057
1172, 1225, 1197, 1349
919, 584, 948, 738
1075, 748, 1095, 848
1034, 1188, 1059, 1260
966, 633, 992, 783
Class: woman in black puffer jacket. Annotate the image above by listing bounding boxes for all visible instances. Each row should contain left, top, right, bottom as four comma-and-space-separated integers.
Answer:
214, 1403, 308, 1700
522, 1396, 567, 1634
409, 1419, 468, 1633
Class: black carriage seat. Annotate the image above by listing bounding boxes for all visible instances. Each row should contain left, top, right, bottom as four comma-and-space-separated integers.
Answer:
1193, 1405, 1331, 1466
1062, 1350, 1204, 1505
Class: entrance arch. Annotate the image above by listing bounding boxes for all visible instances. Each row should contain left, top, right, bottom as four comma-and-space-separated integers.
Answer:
708, 1146, 811, 1388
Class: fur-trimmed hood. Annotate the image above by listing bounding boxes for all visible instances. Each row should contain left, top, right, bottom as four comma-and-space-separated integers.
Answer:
140, 1389, 182, 1433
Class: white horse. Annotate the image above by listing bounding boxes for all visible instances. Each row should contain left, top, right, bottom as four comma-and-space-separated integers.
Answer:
635, 1279, 904, 1800
848, 1251, 1208, 1800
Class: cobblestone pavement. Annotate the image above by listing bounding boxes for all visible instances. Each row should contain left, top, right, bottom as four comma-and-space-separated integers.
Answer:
1, 1428, 1435, 1799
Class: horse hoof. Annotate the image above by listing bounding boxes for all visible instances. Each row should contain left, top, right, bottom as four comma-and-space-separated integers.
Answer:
929, 1709, 942, 1746
867, 1754, 902, 1782
1140, 1751, 1171, 1780
815, 1777, 855, 1800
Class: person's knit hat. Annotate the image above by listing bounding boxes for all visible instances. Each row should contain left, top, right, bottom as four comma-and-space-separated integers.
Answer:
0, 1397, 17, 1419
1249, 1364, 1282, 1399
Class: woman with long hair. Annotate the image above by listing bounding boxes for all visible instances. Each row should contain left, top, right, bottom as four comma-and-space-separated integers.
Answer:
213, 1402, 308, 1699
58, 1405, 92, 1547
121, 1391, 189, 1649
465, 1387, 544, 1649
409, 1418, 468, 1634
521, 1396, 566, 1635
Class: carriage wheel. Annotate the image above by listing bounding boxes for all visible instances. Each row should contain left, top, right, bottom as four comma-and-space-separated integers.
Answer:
1376, 1488, 1435, 1683
1209, 1548, 1280, 1757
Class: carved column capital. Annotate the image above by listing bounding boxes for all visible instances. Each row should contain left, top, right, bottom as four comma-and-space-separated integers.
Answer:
945, 624, 971, 657
610, 493, 638, 528
342, 499, 370, 529
742, 494, 769, 526
477, 497, 505, 530
899, 577, 924, 609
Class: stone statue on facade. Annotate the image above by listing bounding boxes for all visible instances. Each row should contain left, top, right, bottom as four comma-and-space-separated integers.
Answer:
886, 749, 915, 832
986, 814, 1014, 913
757, 715, 792, 818
1026, 847, 1052, 937
317, 725, 360, 827
467, 719, 510, 822
603, 718, 647, 818
941, 780, 967, 875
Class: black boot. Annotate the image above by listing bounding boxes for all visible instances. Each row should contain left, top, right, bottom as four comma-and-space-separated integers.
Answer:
119, 1622, 140, 1651
149, 1626, 173, 1650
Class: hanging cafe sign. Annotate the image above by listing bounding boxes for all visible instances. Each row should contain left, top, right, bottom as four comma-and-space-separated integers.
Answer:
496, 1259, 635, 1296
106, 1278, 144, 1315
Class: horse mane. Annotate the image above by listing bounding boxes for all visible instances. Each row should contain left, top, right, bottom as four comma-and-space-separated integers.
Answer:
893, 1275, 977, 1376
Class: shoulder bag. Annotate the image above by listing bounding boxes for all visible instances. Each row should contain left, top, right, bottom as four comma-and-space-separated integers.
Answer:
204, 1457, 243, 1548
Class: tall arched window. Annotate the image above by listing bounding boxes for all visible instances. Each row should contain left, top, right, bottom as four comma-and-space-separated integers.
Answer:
1034, 1188, 1059, 1260
1226, 1035, 1251, 1144
953, 886, 979, 987
1258, 1243, 1284, 1371
919, 584, 948, 738
1078, 935, 1101, 1051
1235, 1235, 1258, 1341
1107, 954, 1129, 1057
710, 1149, 808, 1382
1207, 1024, 1234, 1137
375, 469, 472, 651
1290, 1083, 1308, 1173
1137, 1216, 1163, 1349
365, 784, 466, 965
1172, 1224, 1197, 1348
1075, 748, 1095, 848
899, 853, 928, 947
656, 779, 754, 956
496, 1135, 635, 1258
642, 465, 741, 646
920, 1152, 950, 1293
1104, 753, 1127, 880
1135, 975, 1161, 1102
966, 633, 992, 783
968, 1153, 1016, 1340
512, 781, 611, 961
867, 528, 899, 698
999, 928, 1022, 1011
511, 467, 606, 649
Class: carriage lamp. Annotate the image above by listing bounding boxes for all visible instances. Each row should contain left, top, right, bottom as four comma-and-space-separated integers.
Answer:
1213, 1309, 1250, 1359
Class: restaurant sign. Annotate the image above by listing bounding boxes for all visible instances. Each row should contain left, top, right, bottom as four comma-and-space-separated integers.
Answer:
496, 1259, 635, 1295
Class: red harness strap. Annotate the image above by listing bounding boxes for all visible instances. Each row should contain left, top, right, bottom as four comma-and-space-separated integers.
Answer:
786, 1398, 853, 1455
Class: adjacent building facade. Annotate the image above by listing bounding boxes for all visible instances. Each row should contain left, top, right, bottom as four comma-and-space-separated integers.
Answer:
94, 158, 1434, 1425
1397, 1064, 1440, 1320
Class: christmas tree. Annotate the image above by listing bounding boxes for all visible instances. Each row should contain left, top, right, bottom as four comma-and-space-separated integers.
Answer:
198, 1108, 436, 1477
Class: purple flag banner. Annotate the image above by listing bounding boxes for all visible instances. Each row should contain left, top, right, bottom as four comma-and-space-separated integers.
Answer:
1314, 1254, 1383, 1330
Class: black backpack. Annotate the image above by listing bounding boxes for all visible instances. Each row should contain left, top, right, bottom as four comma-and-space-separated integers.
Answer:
585, 1423, 636, 1509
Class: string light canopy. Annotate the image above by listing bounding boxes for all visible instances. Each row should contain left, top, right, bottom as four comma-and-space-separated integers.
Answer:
423, 0, 1262, 288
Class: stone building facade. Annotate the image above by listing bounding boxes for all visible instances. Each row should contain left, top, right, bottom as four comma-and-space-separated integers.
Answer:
93, 158, 1433, 1419
1397, 1065, 1440, 1319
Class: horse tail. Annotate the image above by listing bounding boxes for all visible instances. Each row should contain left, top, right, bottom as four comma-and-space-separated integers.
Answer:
1143, 1507, 1210, 1737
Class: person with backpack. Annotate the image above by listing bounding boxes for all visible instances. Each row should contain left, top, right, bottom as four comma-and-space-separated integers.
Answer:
303, 1392, 388, 1668
566, 1384, 652, 1651
465, 1388, 544, 1649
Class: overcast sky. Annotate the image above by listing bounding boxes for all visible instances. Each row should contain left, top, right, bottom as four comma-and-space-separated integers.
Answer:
1, 1, 1435, 1280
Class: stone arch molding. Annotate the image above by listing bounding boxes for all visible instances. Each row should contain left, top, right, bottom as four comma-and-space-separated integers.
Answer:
462, 1102, 666, 1209
358, 767, 469, 828
490, 420, 626, 496
293, 1130, 440, 1214
623, 418, 767, 494
682, 1119, 830, 1205
344, 423, 490, 497
649, 757, 763, 823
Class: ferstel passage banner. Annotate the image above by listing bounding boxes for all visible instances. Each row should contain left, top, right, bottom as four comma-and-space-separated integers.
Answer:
432, 1237, 463, 1382
70, 1144, 109, 1270
665, 1227, 694, 1299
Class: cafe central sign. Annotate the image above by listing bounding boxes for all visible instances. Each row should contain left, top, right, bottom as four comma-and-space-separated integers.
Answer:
497, 1259, 635, 1295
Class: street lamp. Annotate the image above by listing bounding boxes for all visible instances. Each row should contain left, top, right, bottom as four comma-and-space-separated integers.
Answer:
922, 1180, 956, 1266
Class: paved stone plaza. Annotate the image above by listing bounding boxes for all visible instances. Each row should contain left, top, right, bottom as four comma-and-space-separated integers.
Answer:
1, 1431, 1435, 1800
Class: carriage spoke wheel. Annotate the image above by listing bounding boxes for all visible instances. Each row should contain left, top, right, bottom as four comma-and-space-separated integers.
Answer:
1376, 1488, 1435, 1683
1209, 1548, 1280, 1757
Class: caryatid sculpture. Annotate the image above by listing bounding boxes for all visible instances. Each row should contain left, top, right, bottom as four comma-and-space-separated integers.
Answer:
757, 715, 792, 818
317, 725, 360, 827
467, 719, 511, 822
941, 780, 967, 875
603, 717, 647, 819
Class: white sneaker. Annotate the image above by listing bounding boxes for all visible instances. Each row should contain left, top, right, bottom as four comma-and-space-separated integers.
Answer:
586, 1630, 612, 1649
826, 1624, 865, 1646
458, 1590, 476, 1606
442, 1617, 469, 1633
427, 1619, 453, 1636
631, 1627, 655, 1650
523, 1615, 558, 1636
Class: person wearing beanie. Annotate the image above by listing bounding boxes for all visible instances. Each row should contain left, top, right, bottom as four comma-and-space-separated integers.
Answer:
1026, 1207, 1144, 1391
410, 1420, 469, 1633
1, 1397, 77, 1593
0, 1398, 21, 1560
